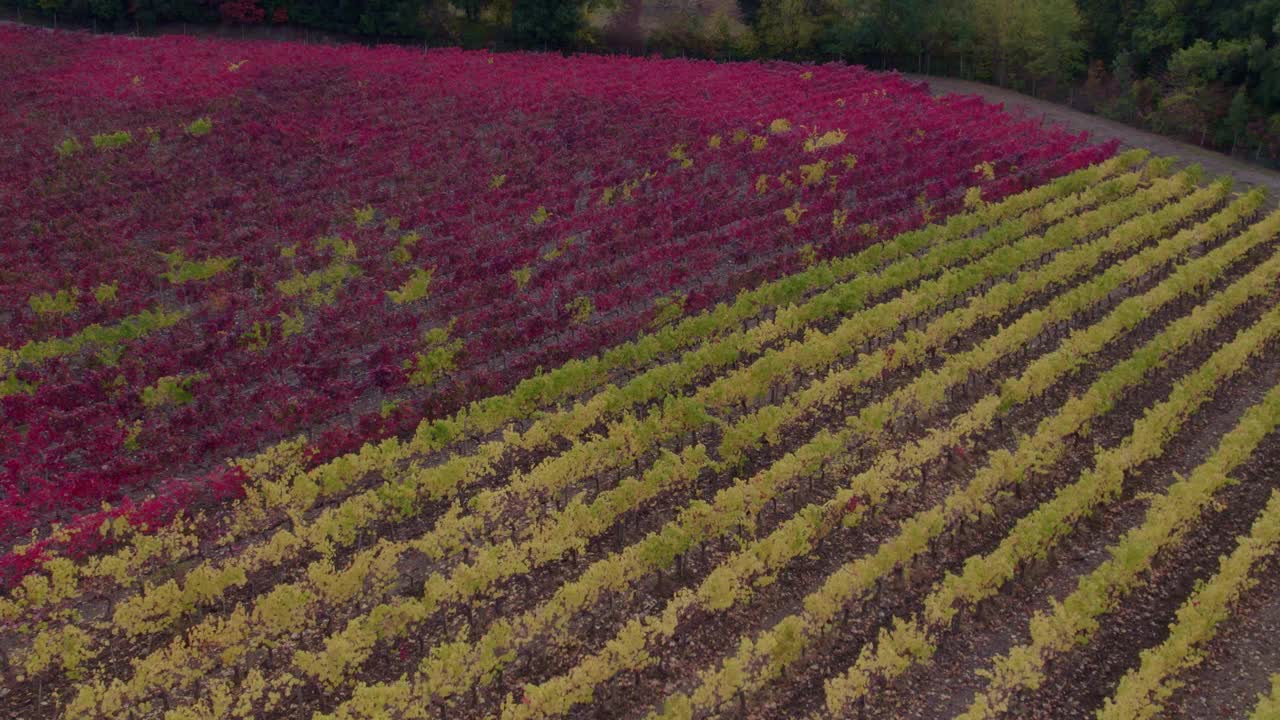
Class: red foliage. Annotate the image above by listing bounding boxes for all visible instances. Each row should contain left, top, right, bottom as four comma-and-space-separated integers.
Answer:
0, 25, 1116, 588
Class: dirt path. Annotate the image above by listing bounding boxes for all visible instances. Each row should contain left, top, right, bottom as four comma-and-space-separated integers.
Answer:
906, 73, 1280, 202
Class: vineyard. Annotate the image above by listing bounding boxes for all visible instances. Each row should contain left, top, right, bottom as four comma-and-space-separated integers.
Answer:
4, 23, 1280, 720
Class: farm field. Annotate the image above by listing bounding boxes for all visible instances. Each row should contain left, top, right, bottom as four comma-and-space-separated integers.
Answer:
0, 24, 1109, 584
5, 24, 1280, 720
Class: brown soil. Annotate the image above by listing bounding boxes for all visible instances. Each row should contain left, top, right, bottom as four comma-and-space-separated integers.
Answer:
752, 210, 1280, 720
1164, 468, 1280, 720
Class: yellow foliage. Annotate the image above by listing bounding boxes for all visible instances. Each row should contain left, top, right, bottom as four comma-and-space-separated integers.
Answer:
798, 243, 818, 267
965, 186, 985, 210
511, 265, 533, 290
566, 295, 594, 324
387, 267, 435, 304
93, 282, 119, 304
29, 288, 78, 317
803, 129, 847, 152
404, 321, 462, 388
800, 159, 829, 186
353, 205, 376, 227
280, 310, 305, 338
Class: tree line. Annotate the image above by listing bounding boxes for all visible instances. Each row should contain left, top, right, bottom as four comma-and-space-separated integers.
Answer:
776, 0, 1280, 164
5, 0, 1279, 165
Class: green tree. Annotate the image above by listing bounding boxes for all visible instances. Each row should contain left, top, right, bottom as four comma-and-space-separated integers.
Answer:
1125, 0, 1208, 70
1026, 0, 1086, 92
452, 0, 490, 21
737, 0, 764, 25
971, 0, 1035, 86
1226, 86, 1251, 152
814, 0, 878, 60
512, 0, 584, 49
36, 0, 66, 16
924, 0, 974, 74
1100, 50, 1141, 122
1264, 114, 1280, 160
1168, 38, 1249, 85
1248, 37, 1280, 110
358, 0, 427, 37
756, 0, 818, 57
1074, 0, 1125, 61
86, 0, 126, 22
816, 0, 966, 70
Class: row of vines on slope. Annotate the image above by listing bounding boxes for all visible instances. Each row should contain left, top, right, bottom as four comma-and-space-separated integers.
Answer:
15, 147, 1280, 720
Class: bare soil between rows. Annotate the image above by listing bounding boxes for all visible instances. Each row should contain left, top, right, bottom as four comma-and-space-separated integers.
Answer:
10, 180, 1277, 720
750, 212, 1280, 720
0, 166, 1123, 720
